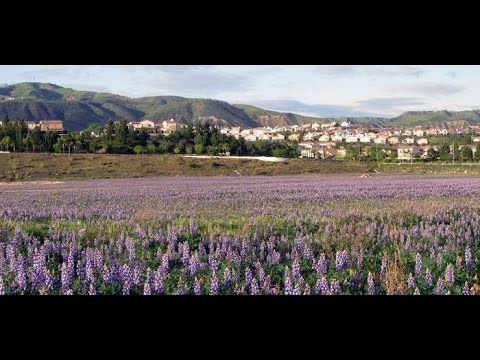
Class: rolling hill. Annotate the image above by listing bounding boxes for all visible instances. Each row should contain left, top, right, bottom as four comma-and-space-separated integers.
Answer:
0, 83, 479, 131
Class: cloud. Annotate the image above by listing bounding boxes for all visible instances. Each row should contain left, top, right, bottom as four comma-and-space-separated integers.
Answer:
390, 83, 466, 96
147, 70, 252, 97
356, 97, 426, 110
317, 65, 425, 78
248, 99, 382, 118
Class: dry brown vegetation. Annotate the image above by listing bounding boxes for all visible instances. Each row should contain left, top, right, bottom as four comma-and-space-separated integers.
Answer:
0, 153, 372, 182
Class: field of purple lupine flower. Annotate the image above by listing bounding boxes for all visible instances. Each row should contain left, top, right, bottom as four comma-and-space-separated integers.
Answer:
0, 174, 479, 295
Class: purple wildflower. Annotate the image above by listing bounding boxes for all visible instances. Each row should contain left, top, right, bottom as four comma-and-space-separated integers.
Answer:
335, 250, 348, 271
153, 270, 163, 294
316, 277, 329, 295
463, 282, 471, 295
292, 258, 301, 279
415, 253, 422, 277
89, 282, 97, 295
143, 281, 151, 295
194, 277, 202, 295
244, 267, 252, 287
425, 269, 433, 288
0, 276, 4, 295
210, 271, 219, 295
445, 264, 454, 285
330, 280, 340, 295
303, 283, 311, 295
250, 278, 259, 295
284, 267, 293, 295
367, 272, 375, 295
223, 267, 231, 288
465, 247, 472, 275
408, 273, 415, 289
436, 278, 444, 295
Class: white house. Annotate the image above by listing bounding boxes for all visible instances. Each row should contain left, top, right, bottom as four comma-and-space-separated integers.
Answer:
318, 134, 330, 142
345, 136, 358, 143
300, 149, 316, 158
402, 137, 415, 144
416, 138, 428, 145
331, 134, 343, 142
303, 133, 316, 141
438, 129, 448, 135
359, 136, 371, 143
414, 129, 425, 137
388, 137, 399, 145
397, 147, 413, 160
272, 133, 285, 141
374, 136, 386, 144
244, 134, 257, 142
340, 121, 350, 128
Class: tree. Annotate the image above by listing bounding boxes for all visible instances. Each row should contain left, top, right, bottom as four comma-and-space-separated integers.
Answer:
426, 148, 439, 162
476, 142, 480, 161
439, 143, 451, 162
194, 143, 205, 154
461, 146, 473, 162
185, 147, 193, 155
133, 145, 144, 154
146, 143, 156, 154
1, 136, 12, 151
115, 120, 129, 147
173, 143, 185, 154
31, 126, 42, 152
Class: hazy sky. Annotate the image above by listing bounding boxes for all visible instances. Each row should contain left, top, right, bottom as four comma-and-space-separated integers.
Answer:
1, 65, 478, 118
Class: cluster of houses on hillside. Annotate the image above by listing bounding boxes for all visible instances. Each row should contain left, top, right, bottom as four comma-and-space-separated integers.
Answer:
126, 119, 178, 135
218, 121, 480, 160
0, 120, 64, 133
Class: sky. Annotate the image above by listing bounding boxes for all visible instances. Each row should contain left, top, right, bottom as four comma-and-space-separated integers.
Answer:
1, 65, 479, 118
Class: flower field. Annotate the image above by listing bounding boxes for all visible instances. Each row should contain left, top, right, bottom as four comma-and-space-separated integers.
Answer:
0, 174, 479, 295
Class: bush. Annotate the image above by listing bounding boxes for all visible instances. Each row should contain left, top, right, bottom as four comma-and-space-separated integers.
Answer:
133, 145, 144, 154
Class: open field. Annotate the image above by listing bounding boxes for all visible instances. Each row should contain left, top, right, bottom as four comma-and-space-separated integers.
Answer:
0, 153, 373, 182
1, 153, 480, 183
0, 174, 479, 295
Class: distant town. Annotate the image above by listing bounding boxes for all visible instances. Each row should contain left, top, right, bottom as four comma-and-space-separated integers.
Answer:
1, 117, 480, 161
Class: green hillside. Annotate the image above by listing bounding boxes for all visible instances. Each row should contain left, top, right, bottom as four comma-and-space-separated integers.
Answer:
1, 83, 480, 131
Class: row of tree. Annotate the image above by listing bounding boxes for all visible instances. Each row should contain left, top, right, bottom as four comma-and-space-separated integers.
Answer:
0, 119, 300, 158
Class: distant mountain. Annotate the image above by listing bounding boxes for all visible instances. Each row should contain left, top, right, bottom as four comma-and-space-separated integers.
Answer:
0, 83, 479, 131
0, 83, 318, 131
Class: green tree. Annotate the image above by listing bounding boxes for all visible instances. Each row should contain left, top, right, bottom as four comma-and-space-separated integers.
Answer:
194, 143, 205, 154
133, 145, 144, 154
461, 146, 473, 162
31, 126, 42, 152
174, 143, 185, 154
115, 120, 129, 147
426, 148, 439, 162
439, 143, 451, 162
185, 147, 193, 155
476, 142, 480, 161
146, 143, 156, 154
1, 136, 12, 151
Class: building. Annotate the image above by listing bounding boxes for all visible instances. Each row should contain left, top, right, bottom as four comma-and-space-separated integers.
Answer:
162, 119, 177, 132
300, 149, 316, 158
416, 138, 428, 145
40, 120, 64, 133
388, 137, 399, 145
128, 120, 155, 132
26, 121, 38, 131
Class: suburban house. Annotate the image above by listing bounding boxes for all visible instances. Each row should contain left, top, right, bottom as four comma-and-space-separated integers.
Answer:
345, 136, 358, 143
128, 120, 155, 132
397, 146, 413, 160
27, 121, 38, 130
331, 134, 343, 142
340, 121, 350, 128
374, 136, 387, 144
288, 133, 300, 141
40, 120, 64, 133
388, 137, 399, 145
272, 133, 285, 141
414, 129, 425, 137
300, 149, 316, 158
162, 119, 178, 132
416, 138, 428, 145
244, 134, 257, 142
402, 137, 415, 144
359, 136, 371, 143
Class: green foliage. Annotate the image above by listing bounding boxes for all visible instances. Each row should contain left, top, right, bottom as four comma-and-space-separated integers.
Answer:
133, 145, 144, 154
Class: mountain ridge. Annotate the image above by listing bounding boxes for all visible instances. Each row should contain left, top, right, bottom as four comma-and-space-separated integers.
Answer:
0, 82, 478, 131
